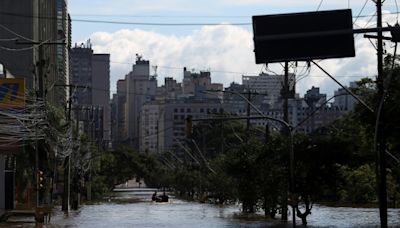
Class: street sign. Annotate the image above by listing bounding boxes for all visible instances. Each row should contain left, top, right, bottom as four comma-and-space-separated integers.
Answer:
0, 78, 25, 109
253, 9, 355, 63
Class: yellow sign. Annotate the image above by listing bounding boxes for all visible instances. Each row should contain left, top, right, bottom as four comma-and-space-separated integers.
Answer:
0, 78, 25, 109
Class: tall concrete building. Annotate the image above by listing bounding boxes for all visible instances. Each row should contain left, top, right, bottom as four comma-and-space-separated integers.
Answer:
140, 99, 223, 154
0, 0, 71, 211
71, 42, 110, 144
333, 81, 357, 111
182, 68, 223, 100
242, 73, 295, 107
125, 57, 157, 148
156, 77, 182, 101
110, 79, 127, 148
0, 0, 71, 104
138, 69, 224, 154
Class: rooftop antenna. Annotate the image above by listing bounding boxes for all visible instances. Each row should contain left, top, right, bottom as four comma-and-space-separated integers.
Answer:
152, 65, 158, 78
135, 53, 143, 61
87, 39, 92, 48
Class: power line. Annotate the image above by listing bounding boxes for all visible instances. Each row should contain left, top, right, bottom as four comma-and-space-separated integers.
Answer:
70, 14, 250, 18
316, 0, 324, 11
73, 18, 251, 26
0, 23, 36, 42
353, 0, 370, 25
0, 11, 250, 27
1, 11, 399, 27
66, 12, 400, 20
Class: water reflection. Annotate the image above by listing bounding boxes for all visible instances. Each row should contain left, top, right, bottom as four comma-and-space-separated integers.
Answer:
49, 200, 400, 228
2, 189, 400, 227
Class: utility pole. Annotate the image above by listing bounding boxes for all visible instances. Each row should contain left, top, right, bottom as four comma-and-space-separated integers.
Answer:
283, 62, 297, 228
61, 85, 73, 212
246, 90, 251, 136
280, 61, 289, 222
17, 40, 66, 215
265, 124, 269, 144
54, 84, 87, 212
376, 0, 388, 227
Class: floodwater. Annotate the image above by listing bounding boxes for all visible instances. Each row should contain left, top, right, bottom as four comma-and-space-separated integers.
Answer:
2, 188, 400, 227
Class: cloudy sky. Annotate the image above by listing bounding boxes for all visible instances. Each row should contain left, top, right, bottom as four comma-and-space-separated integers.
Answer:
68, 0, 398, 97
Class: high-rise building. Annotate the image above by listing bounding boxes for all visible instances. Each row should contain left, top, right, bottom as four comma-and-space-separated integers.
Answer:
140, 99, 223, 154
242, 73, 295, 107
71, 41, 110, 144
0, 0, 71, 105
0, 0, 71, 211
110, 79, 128, 148
333, 82, 358, 111
138, 68, 224, 154
182, 68, 223, 100
125, 56, 157, 148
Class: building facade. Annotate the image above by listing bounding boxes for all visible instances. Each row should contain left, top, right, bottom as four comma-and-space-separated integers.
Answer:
0, 0, 71, 211
139, 99, 223, 154
70, 42, 110, 144
0, 0, 71, 104
124, 57, 157, 148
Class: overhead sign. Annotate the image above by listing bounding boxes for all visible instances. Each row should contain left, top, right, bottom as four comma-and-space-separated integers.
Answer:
253, 9, 355, 63
0, 78, 25, 109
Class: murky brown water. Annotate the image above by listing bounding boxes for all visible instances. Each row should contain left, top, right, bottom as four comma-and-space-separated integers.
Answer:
2, 189, 400, 227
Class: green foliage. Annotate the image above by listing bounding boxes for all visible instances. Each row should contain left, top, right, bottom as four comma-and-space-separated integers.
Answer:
88, 63, 400, 212
337, 164, 377, 203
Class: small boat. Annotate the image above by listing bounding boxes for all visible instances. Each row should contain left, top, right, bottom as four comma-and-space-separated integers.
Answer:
152, 191, 169, 202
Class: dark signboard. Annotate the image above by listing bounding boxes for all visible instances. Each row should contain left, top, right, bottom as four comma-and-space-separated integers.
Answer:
253, 9, 355, 64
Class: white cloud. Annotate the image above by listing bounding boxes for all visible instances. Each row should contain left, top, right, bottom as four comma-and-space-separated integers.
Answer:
87, 20, 382, 97
89, 25, 260, 92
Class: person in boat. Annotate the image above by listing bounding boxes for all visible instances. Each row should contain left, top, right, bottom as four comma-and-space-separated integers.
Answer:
152, 191, 159, 201
160, 191, 169, 202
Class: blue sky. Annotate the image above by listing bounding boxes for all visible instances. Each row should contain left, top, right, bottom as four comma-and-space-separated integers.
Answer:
67, 0, 399, 96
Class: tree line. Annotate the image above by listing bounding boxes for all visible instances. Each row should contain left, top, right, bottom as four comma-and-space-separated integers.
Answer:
91, 55, 400, 226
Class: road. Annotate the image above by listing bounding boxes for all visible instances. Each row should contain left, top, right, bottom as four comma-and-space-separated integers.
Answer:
1, 188, 400, 227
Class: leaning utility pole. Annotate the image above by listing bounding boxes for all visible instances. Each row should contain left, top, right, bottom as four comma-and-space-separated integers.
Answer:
54, 84, 87, 212
281, 62, 289, 222
376, 0, 388, 227
246, 91, 251, 136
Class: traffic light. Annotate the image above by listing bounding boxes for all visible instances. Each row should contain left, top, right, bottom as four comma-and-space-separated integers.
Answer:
37, 170, 45, 190
186, 115, 193, 138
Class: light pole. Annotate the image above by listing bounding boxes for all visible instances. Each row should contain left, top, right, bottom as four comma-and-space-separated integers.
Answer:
205, 89, 296, 226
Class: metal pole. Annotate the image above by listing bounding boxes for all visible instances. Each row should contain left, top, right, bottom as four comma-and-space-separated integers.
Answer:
311, 60, 374, 113
376, 0, 388, 227
289, 129, 296, 228
281, 61, 289, 222
246, 91, 251, 136
61, 85, 72, 212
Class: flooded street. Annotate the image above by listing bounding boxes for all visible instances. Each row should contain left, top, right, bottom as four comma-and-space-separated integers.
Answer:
49, 188, 400, 227
3, 188, 400, 227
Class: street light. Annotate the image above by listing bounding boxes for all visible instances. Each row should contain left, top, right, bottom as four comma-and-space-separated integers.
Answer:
204, 89, 296, 225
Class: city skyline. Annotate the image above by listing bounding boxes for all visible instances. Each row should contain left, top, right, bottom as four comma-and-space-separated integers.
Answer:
68, 0, 399, 96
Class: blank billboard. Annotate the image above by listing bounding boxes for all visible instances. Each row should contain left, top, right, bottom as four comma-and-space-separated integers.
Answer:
253, 9, 355, 64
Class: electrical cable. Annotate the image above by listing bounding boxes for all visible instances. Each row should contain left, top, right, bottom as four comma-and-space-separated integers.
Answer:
0, 24, 36, 42
2, 11, 400, 27
353, 0, 370, 25
0, 37, 18, 42
316, 0, 324, 11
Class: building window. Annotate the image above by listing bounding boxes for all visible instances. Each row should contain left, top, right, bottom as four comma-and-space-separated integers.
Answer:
174, 108, 178, 112
181, 108, 184, 112
200, 108, 204, 113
